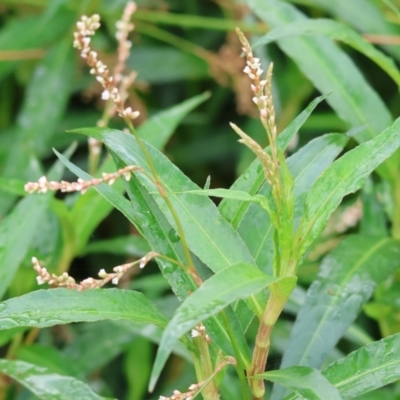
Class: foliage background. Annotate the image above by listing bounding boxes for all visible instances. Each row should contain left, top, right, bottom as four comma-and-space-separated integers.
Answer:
1, 0, 400, 399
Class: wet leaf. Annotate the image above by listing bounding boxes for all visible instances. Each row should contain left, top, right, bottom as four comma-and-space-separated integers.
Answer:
0, 289, 167, 330
0, 359, 112, 400
300, 117, 400, 255
275, 235, 400, 399
150, 263, 277, 391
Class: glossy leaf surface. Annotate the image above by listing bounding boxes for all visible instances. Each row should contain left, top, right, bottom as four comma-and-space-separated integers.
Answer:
220, 94, 327, 226
323, 333, 400, 399
70, 93, 208, 253
0, 289, 167, 330
150, 263, 277, 391
277, 235, 400, 391
300, 117, 400, 254
0, 359, 111, 400
56, 152, 250, 378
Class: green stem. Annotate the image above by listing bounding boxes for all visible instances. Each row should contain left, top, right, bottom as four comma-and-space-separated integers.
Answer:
125, 119, 197, 277
248, 283, 292, 399
192, 337, 220, 400
221, 311, 252, 400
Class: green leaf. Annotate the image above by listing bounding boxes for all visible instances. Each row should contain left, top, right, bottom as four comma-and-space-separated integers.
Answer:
80, 130, 264, 312
0, 289, 168, 330
247, 0, 396, 181
70, 93, 208, 253
128, 46, 209, 83
224, 133, 348, 274
253, 19, 400, 88
323, 333, 400, 399
220, 94, 328, 227
16, 344, 80, 377
0, 144, 75, 299
82, 235, 151, 257
137, 91, 210, 149
150, 263, 278, 391
0, 37, 75, 215
298, 0, 400, 61
277, 235, 400, 392
284, 335, 400, 399
300, 117, 400, 255
55, 152, 248, 371
257, 366, 341, 400
0, 6, 74, 80
360, 179, 388, 237
0, 177, 26, 196
0, 359, 111, 400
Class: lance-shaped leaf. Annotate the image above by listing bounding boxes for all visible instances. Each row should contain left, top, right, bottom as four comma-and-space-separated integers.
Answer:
257, 366, 341, 400
0, 289, 167, 330
220, 94, 328, 226
83, 129, 257, 274
285, 333, 400, 399
253, 19, 400, 88
224, 133, 348, 274
55, 152, 251, 376
300, 0, 400, 62
323, 333, 400, 399
247, 0, 396, 181
299, 117, 400, 255
149, 263, 277, 391
274, 235, 400, 400
0, 359, 112, 400
70, 92, 209, 254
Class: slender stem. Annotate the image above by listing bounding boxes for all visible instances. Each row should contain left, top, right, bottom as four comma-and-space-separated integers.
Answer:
221, 311, 252, 400
249, 284, 291, 399
192, 337, 220, 400
125, 119, 197, 276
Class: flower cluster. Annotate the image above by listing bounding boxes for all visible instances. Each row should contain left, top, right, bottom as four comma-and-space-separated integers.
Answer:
73, 6, 139, 121
24, 165, 141, 195
32, 251, 158, 291
191, 323, 211, 343
159, 383, 201, 400
236, 28, 276, 139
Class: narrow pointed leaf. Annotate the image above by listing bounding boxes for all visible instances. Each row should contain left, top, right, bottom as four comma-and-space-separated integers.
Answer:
55, 152, 251, 377
0, 359, 111, 400
253, 19, 400, 88
220, 94, 328, 226
0, 289, 168, 330
257, 366, 341, 400
224, 133, 348, 274
285, 333, 400, 399
323, 333, 400, 399
84, 129, 257, 274
150, 263, 277, 391
300, 117, 400, 254
279, 235, 400, 374
70, 93, 208, 253
136, 91, 210, 149
247, 0, 396, 181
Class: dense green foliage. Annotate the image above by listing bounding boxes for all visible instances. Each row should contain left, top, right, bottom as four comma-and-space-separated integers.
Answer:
2, 0, 400, 399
